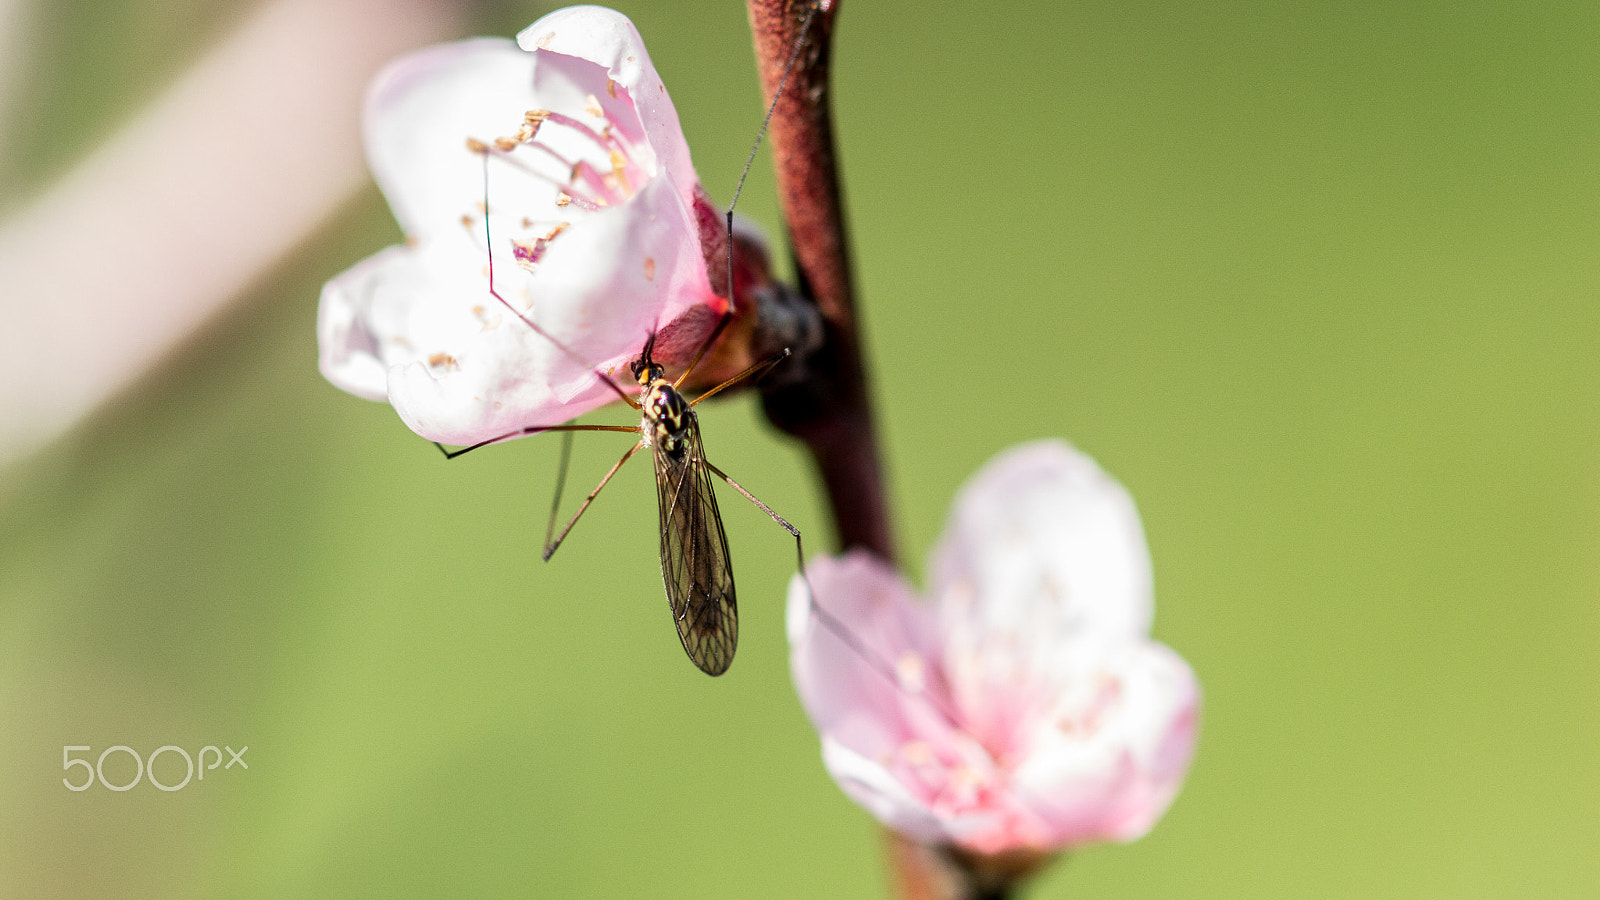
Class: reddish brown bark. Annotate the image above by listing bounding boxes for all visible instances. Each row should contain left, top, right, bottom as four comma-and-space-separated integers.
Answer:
743, 0, 894, 563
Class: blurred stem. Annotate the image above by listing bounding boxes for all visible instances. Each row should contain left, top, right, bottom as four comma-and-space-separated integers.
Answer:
889, 833, 1057, 900
889, 834, 1003, 900
745, 0, 894, 563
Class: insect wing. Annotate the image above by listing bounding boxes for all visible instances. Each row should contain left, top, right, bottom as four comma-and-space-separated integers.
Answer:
654, 422, 738, 675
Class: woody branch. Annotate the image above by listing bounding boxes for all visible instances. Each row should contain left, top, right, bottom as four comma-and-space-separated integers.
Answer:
744, 0, 895, 565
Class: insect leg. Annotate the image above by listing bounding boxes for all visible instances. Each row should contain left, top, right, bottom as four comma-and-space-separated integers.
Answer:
433, 424, 638, 461
688, 348, 792, 407
543, 441, 644, 562
672, 309, 734, 391
703, 461, 801, 544
672, 4, 821, 393
544, 430, 575, 553
702, 462, 837, 649
704, 459, 967, 729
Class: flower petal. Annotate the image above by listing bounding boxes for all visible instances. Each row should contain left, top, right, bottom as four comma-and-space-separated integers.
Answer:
364, 37, 549, 250
1009, 641, 1200, 846
818, 737, 950, 845
930, 439, 1155, 648
318, 243, 423, 401
787, 551, 946, 753
515, 6, 697, 211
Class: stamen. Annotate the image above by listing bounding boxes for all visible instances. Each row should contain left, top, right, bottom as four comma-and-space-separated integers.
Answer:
491, 107, 644, 212
609, 149, 633, 196
542, 111, 618, 159
511, 239, 540, 272
510, 222, 571, 273
464, 137, 489, 154
570, 160, 619, 204
485, 148, 605, 209
509, 139, 578, 178
557, 191, 601, 212
606, 78, 618, 99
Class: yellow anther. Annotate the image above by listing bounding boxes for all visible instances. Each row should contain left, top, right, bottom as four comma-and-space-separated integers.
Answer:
609, 150, 632, 196
895, 652, 927, 693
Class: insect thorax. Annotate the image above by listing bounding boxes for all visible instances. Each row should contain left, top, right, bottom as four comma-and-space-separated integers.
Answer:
641, 380, 692, 454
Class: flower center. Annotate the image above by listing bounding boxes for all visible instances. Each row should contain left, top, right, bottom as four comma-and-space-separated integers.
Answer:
463, 88, 651, 274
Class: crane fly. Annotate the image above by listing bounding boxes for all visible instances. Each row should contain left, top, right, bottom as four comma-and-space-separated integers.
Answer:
434, 6, 822, 675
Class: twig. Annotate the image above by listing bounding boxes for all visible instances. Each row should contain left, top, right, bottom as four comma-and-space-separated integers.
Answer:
743, 0, 895, 563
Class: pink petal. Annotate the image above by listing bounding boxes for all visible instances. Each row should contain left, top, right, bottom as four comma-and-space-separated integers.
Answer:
515, 6, 697, 212
317, 243, 437, 402
1009, 642, 1200, 846
787, 552, 946, 754
818, 738, 950, 845
930, 440, 1155, 649
364, 38, 546, 249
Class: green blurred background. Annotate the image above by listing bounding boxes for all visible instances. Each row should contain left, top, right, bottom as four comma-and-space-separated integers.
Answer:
3, 0, 1598, 896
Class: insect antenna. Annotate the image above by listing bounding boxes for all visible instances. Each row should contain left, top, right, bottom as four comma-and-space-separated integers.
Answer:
673, 1, 822, 391
473, 146, 640, 410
